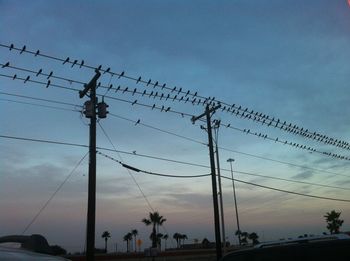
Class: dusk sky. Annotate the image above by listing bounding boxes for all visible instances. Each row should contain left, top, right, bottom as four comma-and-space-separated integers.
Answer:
1, 0, 350, 253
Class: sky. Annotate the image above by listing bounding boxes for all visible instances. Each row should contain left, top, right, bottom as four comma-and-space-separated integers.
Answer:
1, 0, 350, 254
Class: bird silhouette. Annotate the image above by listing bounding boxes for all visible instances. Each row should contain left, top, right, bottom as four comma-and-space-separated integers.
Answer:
46, 80, 51, 88
35, 69, 42, 76
115, 86, 121, 92
154, 81, 158, 87
9, 44, 14, 51
147, 79, 151, 86
132, 100, 137, 105
35, 50, 40, 56
172, 86, 176, 92
132, 88, 137, 95
20, 45, 26, 54
161, 83, 166, 89
137, 76, 141, 84
71, 60, 78, 67
104, 67, 110, 74
2, 62, 9, 68
178, 87, 182, 94
12, 74, 17, 80
63, 57, 70, 64
185, 90, 190, 96
123, 87, 128, 93
24, 76, 30, 83
165, 107, 170, 112
135, 119, 140, 125
152, 104, 155, 110
97, 65, 102, 70
80, 60, 85, 68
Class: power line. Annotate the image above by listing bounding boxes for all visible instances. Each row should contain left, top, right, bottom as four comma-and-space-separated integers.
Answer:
1, 42, 348, 151
97, 122, 155, 212
21, 151, 88, 234
2, 134, 349, 191
97, 151, 211, 178
1, 70, 349, 162
0, 98, 80, 112
96, 151, 350, 203
0, 91, 82, 107
221, 176, 350, 203
109, 111, 348, 178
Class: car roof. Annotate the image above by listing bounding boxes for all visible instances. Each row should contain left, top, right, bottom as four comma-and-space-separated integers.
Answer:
0, 246, 70, 261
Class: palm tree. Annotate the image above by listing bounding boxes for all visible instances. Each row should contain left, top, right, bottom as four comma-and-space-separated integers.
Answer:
235, 230, 242, 245
180, 234, 188, 247
101, 231, 111, 253
156, 233, 163, 249
131, 229, 138, 252
123, 232, 133, 252
324, 210, 344, 234
248, 232, 259, 245
173, 233, 181, 248
240, 232, 249, 245
142, 211, 167, 248
163, 234, 169, 250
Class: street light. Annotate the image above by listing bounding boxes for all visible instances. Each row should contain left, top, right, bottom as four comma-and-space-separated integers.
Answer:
227, 158, 241, 246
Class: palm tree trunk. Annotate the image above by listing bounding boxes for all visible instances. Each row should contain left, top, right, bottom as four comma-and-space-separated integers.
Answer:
105, 238, 107, 253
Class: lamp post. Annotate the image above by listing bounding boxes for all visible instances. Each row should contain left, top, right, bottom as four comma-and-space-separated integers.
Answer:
227, 158, 241, 245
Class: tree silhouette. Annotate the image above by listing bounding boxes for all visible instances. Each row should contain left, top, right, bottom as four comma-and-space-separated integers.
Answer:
123, 232, 133, 252
324, 210, 344, 234
173, 233, 181, 248
131, 229, 138, 252
248, 232, 259, 245
180, 234, 188, 247
240, 232, 249, 245
163, 234, 169, 250
101, 231, 111, 253
142, 211, 167, 248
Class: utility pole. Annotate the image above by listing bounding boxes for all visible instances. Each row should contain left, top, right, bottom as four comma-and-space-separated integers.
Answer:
214, 120, 226, 253
227, 158, 241, 246
191, 104, 222, 260
79, 69, 101, 261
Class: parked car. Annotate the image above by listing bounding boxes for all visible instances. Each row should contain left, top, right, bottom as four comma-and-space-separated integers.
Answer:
220, 234, 350, 261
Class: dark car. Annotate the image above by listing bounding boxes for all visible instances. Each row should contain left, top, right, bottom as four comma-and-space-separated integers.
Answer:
220, 235, 350, 261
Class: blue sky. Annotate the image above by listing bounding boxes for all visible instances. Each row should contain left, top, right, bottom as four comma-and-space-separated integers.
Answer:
1, 0, 350, 253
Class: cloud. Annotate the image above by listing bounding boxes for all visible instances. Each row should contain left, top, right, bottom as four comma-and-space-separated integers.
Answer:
292, 170, 314, 180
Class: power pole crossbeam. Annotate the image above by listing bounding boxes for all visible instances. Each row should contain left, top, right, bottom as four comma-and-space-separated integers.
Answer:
192, 104, 222, 260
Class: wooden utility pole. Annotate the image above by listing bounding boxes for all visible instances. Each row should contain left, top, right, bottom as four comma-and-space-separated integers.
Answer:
79, 69, 101, 261
191, 104, 222, 260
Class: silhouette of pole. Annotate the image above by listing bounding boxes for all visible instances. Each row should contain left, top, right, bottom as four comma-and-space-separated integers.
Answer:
214, 121, 226, 253
79, 70, 101, 261
191, 104, 222, 260
227, 158, 241, 245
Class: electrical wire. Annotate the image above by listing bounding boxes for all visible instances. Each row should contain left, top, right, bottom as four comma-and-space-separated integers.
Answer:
97, 151, 211, 178
96, 151, 350, 203
97, 121, 155, 212
0, 98, 80, 112
1, 71, 349, 162
21, 151, 88, 234
2, 42, 348, 151
1, 134, 350, 189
